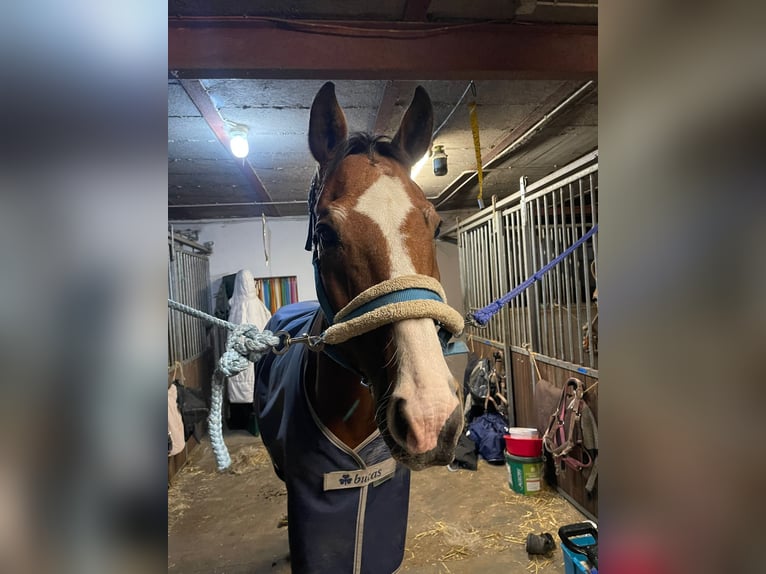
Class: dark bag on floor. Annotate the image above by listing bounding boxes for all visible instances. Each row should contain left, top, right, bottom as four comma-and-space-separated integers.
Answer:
467, 412, 508, 463
451, 432, 478, 470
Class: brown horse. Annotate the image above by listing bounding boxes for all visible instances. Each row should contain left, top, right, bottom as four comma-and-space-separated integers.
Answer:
254, 82, 463, 573
307, 81, 463, 468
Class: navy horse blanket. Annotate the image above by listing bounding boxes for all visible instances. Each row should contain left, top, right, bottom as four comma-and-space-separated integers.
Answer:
255, 301, 411, 574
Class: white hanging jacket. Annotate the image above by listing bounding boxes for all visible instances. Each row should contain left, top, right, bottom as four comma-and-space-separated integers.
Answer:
226, 269, 272, 403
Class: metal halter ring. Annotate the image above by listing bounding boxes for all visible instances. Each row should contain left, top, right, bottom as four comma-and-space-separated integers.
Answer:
273, 331, 326, 355
464, 312, 487, 330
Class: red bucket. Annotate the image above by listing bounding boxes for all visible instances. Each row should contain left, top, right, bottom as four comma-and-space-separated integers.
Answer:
504, 435, 543, 458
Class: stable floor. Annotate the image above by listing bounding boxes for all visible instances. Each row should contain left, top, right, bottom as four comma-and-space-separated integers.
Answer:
168, 432, 585, 573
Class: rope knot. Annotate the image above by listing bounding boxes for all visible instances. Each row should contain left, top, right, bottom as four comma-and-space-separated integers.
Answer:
218, 324, 280, 377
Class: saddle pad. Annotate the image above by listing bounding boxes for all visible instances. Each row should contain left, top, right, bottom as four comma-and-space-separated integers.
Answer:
255, 301, 411, 574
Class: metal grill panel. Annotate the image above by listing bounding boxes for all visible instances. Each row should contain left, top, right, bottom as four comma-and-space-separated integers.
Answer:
168, 242, 211, 365
457, 152, 599, 371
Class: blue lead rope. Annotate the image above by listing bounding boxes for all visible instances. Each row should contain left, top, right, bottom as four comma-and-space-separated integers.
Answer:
469, 224, 598, 327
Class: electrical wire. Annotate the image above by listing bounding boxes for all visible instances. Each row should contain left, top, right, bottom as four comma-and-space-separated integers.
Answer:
169, 16, 504, 41
432, 81, 474, 139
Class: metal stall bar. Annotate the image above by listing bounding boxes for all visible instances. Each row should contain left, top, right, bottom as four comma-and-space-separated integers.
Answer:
533, 195, 549, 356
560, 186, 575, 363
466, 228, 477, 325
479, 223, 490, 338
590, 173, 599, 283
509, 210, 522, 344
568, 182, 584, 366
488, 210, 498, 341
479, 224, 489, 339
518, 209, 532, 345
185, 252, 194, 358
192, 253, 203, 357
173, 250, 182, 361
485, 221, 495, 340
473, 226, 482, 327
489, 215, 503, 342
168, 255, 177, 365
503, 211, 518, 344
466, 228, 475, 323
198, 255, 206, 355
459, 225, 468, 318
457, 219, 466, 322
541, 192, 558, 358
484, 220, 494, 341
551, 187, 566, 359
520, 177, 541, 355
196, 252, 211, 356
579, 177, 595, 368
493, 197, 510, 349
186, 252, 196, 358
180, 251, 190, 360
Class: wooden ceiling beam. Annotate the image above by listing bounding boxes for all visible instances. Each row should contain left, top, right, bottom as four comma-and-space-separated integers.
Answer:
402, 0, 432, 21
373, 80, 416, 135
169, 20, 597, 80
178, 79, 279, 217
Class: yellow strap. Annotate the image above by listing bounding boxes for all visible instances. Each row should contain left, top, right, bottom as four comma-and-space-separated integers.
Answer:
468, 101, 484, 208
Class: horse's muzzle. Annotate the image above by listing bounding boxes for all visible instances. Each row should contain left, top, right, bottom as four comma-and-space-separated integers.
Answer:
384, 403, 463, 470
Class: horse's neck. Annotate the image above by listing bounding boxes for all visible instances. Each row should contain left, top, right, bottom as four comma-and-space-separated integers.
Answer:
306, 315, 377, 449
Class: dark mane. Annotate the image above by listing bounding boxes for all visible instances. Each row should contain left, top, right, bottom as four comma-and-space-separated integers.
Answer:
323, 132, 410, 180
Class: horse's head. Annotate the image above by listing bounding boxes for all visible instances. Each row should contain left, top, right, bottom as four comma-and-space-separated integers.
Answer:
307, 82, 463, 470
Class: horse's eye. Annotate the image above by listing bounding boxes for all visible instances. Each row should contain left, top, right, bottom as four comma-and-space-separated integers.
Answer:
434, 221, 442, 239
315, 224, 339, 248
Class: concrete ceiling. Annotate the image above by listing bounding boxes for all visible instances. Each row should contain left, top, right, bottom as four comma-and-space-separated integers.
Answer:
168, 0, 598, 221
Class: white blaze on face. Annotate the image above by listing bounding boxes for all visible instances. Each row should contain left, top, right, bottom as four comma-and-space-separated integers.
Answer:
353, 175, 417, 276
354, 174, 459, 455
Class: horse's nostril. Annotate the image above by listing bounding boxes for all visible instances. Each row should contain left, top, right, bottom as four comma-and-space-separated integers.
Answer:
389, 399, 409, 446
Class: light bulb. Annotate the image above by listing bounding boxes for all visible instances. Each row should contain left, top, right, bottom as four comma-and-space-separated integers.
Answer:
229, 131, 249, 158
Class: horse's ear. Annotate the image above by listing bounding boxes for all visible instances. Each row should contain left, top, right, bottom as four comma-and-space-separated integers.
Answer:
309, 82, 348, 165
392, 86, 434, 167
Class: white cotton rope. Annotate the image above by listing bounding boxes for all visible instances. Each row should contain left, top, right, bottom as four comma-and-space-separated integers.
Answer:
168, 299, 280, 471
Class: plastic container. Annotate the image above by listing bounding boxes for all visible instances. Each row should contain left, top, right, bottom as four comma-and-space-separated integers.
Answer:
504, 434, 543, 457
559, 522, 598, 574
507, 427, 539, 439
505, 452, 543, 495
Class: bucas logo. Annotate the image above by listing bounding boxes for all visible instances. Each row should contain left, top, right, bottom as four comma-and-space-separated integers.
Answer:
353, 469, 383, 485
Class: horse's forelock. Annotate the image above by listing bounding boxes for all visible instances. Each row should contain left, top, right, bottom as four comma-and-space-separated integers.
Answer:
322, 133, 410, 183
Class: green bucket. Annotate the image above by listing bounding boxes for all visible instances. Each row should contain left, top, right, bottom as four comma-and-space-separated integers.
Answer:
505, 452, 543, 495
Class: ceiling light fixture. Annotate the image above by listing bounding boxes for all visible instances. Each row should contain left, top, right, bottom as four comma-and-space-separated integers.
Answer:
228, 124, 249, 158
432, 145, 448, 176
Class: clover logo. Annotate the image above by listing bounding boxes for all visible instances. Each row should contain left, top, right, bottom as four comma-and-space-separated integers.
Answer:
339, 474, 352, 485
